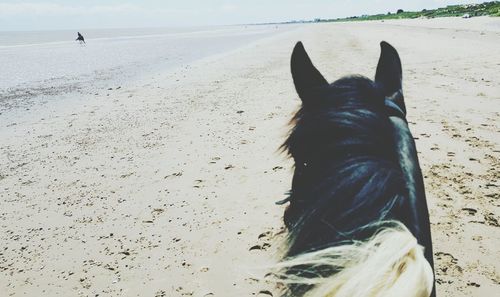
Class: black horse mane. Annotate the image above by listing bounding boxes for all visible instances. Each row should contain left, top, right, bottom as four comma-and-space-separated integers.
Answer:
282, 75, 410, 257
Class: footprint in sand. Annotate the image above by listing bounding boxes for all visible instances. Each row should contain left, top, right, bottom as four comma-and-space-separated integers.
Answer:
435, 252, 463, 285
249, 231, 275, 251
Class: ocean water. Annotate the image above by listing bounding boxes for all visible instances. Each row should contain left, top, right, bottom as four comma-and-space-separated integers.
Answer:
0, 25, 289, 110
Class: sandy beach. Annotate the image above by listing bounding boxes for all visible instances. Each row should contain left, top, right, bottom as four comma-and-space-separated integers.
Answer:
1, 17, 499, 297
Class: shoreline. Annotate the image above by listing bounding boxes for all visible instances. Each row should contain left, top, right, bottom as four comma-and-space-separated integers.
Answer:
0, 24, 295, 114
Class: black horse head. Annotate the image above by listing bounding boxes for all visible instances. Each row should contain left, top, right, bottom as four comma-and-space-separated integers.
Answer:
280, 41, 435, 296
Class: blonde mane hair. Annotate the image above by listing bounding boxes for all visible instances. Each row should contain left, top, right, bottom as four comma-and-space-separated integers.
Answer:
272, 222, 433, 297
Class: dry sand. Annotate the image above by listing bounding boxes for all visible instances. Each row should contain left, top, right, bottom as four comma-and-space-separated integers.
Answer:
1, 17, 499, 296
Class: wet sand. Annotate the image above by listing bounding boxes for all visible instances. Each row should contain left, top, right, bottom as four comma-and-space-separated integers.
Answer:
1, 17, 499, 296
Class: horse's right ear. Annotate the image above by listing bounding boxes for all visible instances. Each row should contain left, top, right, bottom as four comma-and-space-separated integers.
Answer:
291, 42, 328, 101
375, 41, 402, 96
375, 41, 406, 113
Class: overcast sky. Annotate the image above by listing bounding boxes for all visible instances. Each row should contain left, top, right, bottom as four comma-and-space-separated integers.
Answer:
0, 0, 486, 31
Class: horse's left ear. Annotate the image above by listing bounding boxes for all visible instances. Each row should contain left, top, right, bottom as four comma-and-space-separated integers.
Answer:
291, 42, 328, 102
375, 41, 402, 97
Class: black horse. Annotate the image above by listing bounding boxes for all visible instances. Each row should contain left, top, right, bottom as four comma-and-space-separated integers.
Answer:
274, 42, 435, 297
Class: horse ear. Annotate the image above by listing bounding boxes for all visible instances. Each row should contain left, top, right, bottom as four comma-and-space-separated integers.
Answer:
291, 42, 328, 101
375, 41, 403, 97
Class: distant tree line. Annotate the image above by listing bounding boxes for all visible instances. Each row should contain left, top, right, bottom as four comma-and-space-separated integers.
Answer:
314, 1, 500, 23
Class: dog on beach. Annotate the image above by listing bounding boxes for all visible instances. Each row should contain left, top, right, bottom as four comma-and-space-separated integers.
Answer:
273, 41, 436, 297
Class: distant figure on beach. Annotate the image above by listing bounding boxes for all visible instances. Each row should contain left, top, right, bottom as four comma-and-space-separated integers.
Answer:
76, 32, 85, 44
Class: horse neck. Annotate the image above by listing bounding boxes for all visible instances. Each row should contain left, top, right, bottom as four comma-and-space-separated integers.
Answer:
389, 116, 434, 268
